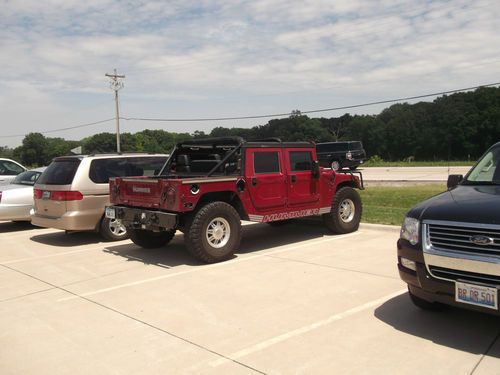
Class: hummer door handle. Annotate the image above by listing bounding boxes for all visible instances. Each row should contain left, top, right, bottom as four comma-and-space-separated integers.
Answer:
252, 177, 257, 186
291, 175, 297, 183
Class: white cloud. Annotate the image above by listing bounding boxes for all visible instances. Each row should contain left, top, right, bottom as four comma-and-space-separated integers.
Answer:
0, 0, 499, 147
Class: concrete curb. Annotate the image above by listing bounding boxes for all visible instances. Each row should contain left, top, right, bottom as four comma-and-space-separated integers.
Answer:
360, 222, 401, 232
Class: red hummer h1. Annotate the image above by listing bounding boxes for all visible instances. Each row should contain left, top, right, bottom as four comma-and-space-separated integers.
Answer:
105, 137, 363, 263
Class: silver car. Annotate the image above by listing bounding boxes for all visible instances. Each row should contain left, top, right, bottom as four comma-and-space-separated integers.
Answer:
0, 158, 27, 185
0, 167, 46, 221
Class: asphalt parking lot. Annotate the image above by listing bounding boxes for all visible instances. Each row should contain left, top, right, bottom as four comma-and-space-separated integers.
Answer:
1, 220, 499, 374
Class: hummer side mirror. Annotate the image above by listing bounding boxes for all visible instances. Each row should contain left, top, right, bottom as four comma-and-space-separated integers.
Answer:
312, 160, 320, 179
447, 174, 463, 189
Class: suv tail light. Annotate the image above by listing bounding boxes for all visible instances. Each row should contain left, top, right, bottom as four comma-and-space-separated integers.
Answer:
33, 189, 83, 201
346, 151, 353, 160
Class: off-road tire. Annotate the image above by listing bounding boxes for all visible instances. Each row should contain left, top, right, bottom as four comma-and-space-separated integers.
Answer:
129, 229, 175, 248
408, 288, 443, 311
323, 186, 362, 234
100, 217, 129, 241
331, 160, 341, 171
185, 201, 241, 263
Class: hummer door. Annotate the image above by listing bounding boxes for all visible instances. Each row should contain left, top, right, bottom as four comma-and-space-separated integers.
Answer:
246, 149, 287, 210
286, 150, 320, 207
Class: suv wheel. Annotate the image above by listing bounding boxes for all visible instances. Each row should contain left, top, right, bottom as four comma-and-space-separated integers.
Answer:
323, 186, 362, 233
331, 160, 341, 171
185, 202, 241, 263
100, 217, 128, 241
129, 229, 176, 248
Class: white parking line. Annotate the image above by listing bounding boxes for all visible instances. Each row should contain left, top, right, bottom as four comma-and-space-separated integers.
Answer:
58, 231, 361, 302
0, 244, 115, 265
210, 289, 407, 367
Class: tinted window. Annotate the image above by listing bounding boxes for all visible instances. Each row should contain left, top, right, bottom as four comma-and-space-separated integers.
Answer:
347, 142, 363, 150
254, 152, 280, 174
37, 160, 81, 185
89, 157, 167, 183
316, 143, 348, 152
0, 160, 25, 175
290, 152, 312, 171
12, 170, 43, 186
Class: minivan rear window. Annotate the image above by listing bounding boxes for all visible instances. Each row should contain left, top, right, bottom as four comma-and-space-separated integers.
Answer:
37, 159, 81, 185
89, 157, 167, 183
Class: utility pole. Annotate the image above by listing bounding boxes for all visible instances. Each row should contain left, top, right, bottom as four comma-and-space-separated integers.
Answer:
105, 69, 125, 153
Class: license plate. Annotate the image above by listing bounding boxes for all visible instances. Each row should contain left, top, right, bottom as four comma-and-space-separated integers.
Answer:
42, 191, 51, 199
455, 281, 498, 310
105, 207, 115, 219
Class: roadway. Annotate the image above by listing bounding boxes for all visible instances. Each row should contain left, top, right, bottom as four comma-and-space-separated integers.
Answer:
358, 166, 472, 185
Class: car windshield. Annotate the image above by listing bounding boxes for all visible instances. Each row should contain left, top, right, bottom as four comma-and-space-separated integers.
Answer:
464, 145, 500, 184
11, 170, 43, 186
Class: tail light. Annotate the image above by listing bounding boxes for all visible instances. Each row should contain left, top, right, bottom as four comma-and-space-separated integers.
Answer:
33, 189, 83, 201
34, 189, 42, 199
0, 191, 2, 203
51, 191, 84, 201
346, 151, 353, 160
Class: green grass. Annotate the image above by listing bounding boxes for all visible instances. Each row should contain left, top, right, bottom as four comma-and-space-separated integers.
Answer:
360, 185, 446, 225
362, 160, 473, 167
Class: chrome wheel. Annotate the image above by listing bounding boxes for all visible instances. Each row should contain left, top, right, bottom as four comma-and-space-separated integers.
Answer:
331, 161, 340, 171
109, 218, 127, 237
206, 217, 231, 248
339, 198, 355, 223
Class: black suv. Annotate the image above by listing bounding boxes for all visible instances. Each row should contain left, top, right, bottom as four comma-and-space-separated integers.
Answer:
398, 142, 500, 315
316, 141, 366, 171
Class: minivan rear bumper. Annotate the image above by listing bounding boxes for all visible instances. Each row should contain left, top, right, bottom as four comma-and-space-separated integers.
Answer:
31, 209, 103, 231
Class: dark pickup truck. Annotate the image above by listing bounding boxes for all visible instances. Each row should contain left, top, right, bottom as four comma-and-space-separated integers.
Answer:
398, 142, 500, 315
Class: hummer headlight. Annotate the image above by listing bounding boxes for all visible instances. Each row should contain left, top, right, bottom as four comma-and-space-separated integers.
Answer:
400, 217, 420, 245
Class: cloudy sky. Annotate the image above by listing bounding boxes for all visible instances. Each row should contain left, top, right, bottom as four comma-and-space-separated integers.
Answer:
1, 0, 499, 147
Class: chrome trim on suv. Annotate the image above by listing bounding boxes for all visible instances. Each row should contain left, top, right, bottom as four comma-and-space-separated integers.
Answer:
422, 220, 500, 282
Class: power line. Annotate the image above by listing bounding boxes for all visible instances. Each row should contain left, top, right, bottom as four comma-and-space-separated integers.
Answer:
121, 82, 500, 123
0, 118, 115, 138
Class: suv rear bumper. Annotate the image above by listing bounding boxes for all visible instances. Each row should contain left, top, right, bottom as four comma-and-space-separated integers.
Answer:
397, 239, 500, 315
106, 205, 178, 231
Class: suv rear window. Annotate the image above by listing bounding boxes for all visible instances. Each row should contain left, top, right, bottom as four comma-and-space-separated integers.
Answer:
89, 157, 167, 183
316, 142, 363, 152
316, 143, 348, 152
37, 159, 81, 185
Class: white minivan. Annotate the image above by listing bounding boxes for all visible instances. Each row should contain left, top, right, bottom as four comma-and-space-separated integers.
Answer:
31, 154, 168, 240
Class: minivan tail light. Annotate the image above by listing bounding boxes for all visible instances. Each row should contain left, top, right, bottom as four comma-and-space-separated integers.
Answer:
34, 189, 42, 199
51, 191, 84, 201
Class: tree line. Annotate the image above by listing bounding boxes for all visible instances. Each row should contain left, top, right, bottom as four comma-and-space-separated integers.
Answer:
2, 86, 499, 167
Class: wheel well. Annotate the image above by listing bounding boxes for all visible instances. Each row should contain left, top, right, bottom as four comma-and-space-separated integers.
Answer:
195, 191, 247, 220
335, 181, 358, 192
